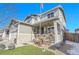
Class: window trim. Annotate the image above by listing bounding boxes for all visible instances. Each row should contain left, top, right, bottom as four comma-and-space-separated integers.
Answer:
47, 26, 54, 33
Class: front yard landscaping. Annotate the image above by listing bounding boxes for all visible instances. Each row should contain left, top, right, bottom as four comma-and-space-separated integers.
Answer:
0, 44, 54, 55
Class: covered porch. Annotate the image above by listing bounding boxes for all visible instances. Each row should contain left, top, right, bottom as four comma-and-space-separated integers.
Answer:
33, 18, 59, 45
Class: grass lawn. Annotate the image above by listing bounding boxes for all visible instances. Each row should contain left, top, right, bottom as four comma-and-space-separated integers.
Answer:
0, 45, 54, 55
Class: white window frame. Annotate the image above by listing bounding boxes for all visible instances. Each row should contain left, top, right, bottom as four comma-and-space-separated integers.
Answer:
47, 26, 54, 33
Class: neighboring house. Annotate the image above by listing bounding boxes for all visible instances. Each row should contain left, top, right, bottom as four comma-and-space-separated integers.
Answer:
0, 29, 3, 37
75, 28, 79, 33
2, 5, 66, 46
0, 29, 4, 41
2, 27, 9, 40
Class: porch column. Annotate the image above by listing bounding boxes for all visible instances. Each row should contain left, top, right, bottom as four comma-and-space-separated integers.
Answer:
44, 26, 47, 34
17, 24, 20, 44
44, 26, 46, 34
9, 33, 11, 40
54, 21, 58, 44
40, 23, 41, 34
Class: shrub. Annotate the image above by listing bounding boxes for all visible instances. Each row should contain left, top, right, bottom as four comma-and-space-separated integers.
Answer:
8, 43, 15, 50
0, 44, 6, 50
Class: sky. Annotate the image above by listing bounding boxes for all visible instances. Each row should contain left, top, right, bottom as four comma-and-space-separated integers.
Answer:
0, 3, 79, 32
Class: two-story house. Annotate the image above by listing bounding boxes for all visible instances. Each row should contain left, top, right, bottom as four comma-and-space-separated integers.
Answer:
3, 5, 66, 46
24, 5, 66, 45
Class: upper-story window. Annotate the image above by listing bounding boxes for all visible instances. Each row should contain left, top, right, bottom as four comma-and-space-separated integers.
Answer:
47, 14, 51, 18
40, 14, 47, 19
51, 12, 54, 17
40, 12, 54, 19
47, 12, 54, 18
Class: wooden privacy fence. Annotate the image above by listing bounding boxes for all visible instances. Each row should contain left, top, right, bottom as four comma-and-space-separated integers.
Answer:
64, 32, 79, 43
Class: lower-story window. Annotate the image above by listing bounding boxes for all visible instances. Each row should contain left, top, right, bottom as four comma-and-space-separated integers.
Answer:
41, 27, 44, 34
33, 27, 39, 34
48, 28, 51, 33
48, 27, 54, 34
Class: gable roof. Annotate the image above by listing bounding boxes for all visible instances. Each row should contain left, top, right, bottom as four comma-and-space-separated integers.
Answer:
24, 14, 39, 21
40, 5, 66, 22
9, 19, 32, 28
24, 5, 66, 22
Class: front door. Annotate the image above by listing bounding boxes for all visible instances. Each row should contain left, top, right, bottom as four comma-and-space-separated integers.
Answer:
41, 27, 44, 34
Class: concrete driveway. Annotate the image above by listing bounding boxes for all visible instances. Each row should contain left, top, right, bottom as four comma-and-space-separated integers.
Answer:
49, 40, 79, 55
65, 40, 79, 55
